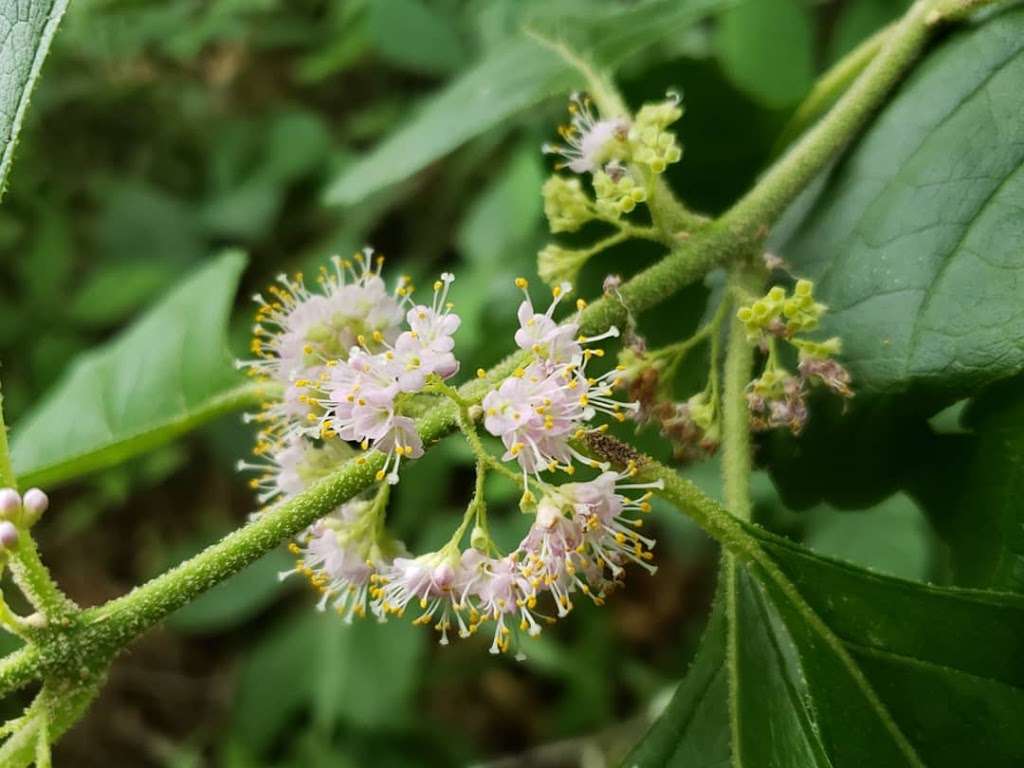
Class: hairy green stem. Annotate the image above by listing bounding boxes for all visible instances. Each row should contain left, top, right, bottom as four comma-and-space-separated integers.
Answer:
720, 267, 764, 522
776, 23, 894, 153
725, 0, 936, 236
718, 265, 762, 768
8, 536, 78, 621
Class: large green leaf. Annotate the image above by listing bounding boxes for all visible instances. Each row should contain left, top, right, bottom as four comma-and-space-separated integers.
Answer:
628, 529, 1024, 766
10, 252, 256, 488
0, 0, 69, 196
324, 0, 725, 205
231, 610, 425, 753
785, 9, 1024, 398
715, 0, 814, 109
910, 374, 1024, 592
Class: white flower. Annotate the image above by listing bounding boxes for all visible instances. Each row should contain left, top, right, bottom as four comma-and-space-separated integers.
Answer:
391, 273, 461, 392
313, 271, 460, 485
374, 551, 468, 644
543, 92, 629, 175
456, 549, 542, 654
282, 497, 401, 622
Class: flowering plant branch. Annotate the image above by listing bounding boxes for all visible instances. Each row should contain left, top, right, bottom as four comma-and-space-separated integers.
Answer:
0, 0, 1002, 761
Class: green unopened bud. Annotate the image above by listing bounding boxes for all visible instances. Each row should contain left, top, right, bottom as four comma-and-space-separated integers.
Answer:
792, 337, 842, 360
593, 165, 647, 219
470, 525, 490, 551
686, 392, 716, 431
542, 175, 594, 233
781, 280, 826, 334
634, 93, 684, 132
750, 368, 792, 399
538, 243, 592, 287
629, 97, 684, 175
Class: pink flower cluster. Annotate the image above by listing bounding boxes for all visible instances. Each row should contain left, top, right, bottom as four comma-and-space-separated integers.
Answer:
369, 468, 660, 653
239, 249, 406, 446
319, 273, 460, 483
242, 258, 657, 655
483, 281, 633, 482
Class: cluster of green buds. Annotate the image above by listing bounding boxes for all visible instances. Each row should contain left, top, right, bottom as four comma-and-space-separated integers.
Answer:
537, 91, 685, 286
736, 279, 826, 343
629, 96, 684, 173
593, 161, 648, 218
737, 278, 852, 435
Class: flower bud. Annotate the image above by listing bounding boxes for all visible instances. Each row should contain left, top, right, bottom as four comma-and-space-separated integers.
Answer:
21, 488, 48, 527
593, 165, 647, 219
542, 175, 594, 233
538, 244, 592, 287
0, 488, 20, 521
629, 97, 684, 175
0, 521, 19, 550
470, 525, 490, 552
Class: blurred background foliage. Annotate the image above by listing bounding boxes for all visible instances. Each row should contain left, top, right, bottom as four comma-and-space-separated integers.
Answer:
0, 0, 944, 765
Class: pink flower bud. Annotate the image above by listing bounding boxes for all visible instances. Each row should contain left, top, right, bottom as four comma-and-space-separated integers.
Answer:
0, 521, 19, 550
0, 488, 20, 521
21, 488, 48, 525
432, 562, 455, 591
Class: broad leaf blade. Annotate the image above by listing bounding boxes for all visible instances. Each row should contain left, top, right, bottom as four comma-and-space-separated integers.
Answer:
628, 531, 1024, 766
324, 0, 725, 205
231, 610, 424, 753
0, 0, 69, 196
715, 0, 815, 109
910, 374, 1024, 592
785, 9, 1024, 397
11, 251, 252, 488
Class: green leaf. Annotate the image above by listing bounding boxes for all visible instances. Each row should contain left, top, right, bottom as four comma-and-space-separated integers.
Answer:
0, 0, 70, 197
628, 531, 1024, 766
827, 0, 910, 62
802, 493, 935, 582
232, 610, 424, 754
454, 144, 544, 355
785, 10, 1024, 398
324, 0, 726, 205
67, 260, 181, 328
365, 0, 467, 76
910, 374, 1024, 592
715, 0, 815, 109
10, 251, 259, 489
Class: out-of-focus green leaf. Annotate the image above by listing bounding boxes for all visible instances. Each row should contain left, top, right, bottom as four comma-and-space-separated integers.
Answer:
202, 110, 332, 240
828, 0, 910, 62
95, 179, 205, 266
455, 144, 544, 354
911, 375, 1024, 592
628, 529, 1024, 766
67, 260, 181, 328
324, 0, 727, 205
0, 0, 70, 197
785, 10, 1024, 398
11, 252, 254, 488
232, 610, 424, 752
802, 493, 934, 582
715, 0, 814, 108
366, 0, 467, 76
